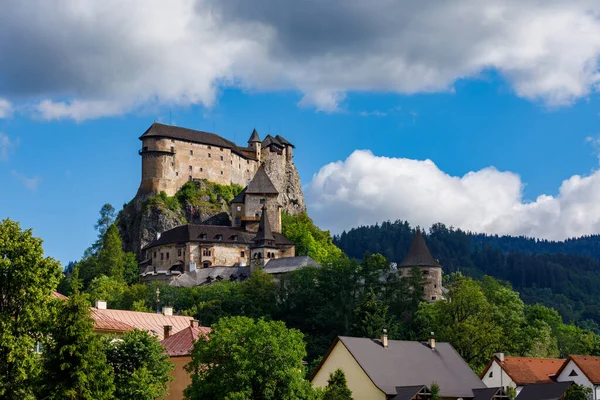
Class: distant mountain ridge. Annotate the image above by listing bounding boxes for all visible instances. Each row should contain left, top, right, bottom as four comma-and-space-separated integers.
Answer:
334, 221, 600, 331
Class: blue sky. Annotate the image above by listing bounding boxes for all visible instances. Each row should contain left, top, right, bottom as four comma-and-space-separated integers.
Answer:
2, 1, 600, 265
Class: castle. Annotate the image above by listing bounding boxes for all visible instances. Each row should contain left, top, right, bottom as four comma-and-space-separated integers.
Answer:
138, 123, 295, 197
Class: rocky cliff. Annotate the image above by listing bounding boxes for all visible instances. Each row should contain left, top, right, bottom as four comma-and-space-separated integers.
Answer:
263, 152, 306, 215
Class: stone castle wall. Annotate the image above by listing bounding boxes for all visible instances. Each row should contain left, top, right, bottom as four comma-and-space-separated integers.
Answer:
399, 266, 443, 301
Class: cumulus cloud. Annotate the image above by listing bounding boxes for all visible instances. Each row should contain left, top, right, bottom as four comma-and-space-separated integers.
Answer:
1, 1, 600, 119
11, 170, 41, 191
0, 133, 17, 162
0, 99, 12, 118
306, 150, 600, 240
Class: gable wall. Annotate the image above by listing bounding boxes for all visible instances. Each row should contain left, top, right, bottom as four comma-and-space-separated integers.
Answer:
311, 341, 386, 400
481, 360, 516, 391
556, 361, 598, 400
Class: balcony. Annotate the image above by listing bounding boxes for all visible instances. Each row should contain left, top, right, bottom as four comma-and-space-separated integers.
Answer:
241, 216, 260, 222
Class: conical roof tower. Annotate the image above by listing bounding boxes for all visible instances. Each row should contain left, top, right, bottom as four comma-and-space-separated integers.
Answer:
399, 230, 442, 268
251, 206, 276, 248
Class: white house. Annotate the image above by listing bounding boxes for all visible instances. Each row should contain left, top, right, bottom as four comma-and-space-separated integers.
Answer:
481, 353, 564, 394
555, 355, 600, 400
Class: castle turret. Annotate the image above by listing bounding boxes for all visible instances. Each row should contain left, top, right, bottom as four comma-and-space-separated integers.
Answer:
399, 231, 443, 302
250, 206, 279, 271
248, 129, 261, 160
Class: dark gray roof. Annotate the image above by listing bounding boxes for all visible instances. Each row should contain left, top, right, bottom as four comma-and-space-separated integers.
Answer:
262, 134, 294, 149
248, 129, 261, 143
143, 224, 293, 250
389, 385, 427, 400
399, 231, 442, 268
263, 256, 321, 274
246, 165, 279, 194
472, 387, 508, 400
231, 188, 247, 203
516, 382, 573, 400
170, 266, 250, 287
327, 337, 485, 397
253, 206, 275, 244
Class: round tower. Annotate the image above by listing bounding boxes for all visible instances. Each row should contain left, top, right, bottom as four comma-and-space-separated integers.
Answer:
248, 129, 262, 161
398, 230, 443, 301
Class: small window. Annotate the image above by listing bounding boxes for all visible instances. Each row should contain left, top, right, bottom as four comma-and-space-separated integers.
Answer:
259, 199, 265, 204
220, 147, 223, 151
569, 370, 578, 377
488, 371, 493, 378
171, 162, 174, 167
422, 270, 429, 275
434, 284, 437, 288
176, 172, 179, 176
255, 213, 259, 217
171, 146, 175, 153
189, 175, 193, 181
171, 139, 175, 143
431, 296, 436, 300
178, 249, 182, 256
216, 234, 223, 241
200, 167, 203, 172
236, 206, 242, 212
220, 171, 223, 175
235, 217, 240, 224
247, 160, 249, 164
220, 155, 224, 161
208, 146, 211, 149
232, 235, 238, 241
189, 165, 193, 171
190, 150, 193, 156
166, 253, 169, 260
241, 251, 245, 257
143, 146, 148, 152
203, 262, 209, 269
200, 233, 207, 239
161, 253, 164, 260
208, 153, 211, 158
154, 251, 156, 258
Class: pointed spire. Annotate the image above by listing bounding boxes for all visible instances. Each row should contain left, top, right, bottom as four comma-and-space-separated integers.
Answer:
399, 230, 442, 268
252, 206, 275, 245
248, 128, 261, 143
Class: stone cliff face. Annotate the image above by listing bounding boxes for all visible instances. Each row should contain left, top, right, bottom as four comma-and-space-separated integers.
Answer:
262, 152, 306, 215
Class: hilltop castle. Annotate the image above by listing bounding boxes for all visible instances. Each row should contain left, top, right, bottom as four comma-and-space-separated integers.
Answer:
138, 123, 296, 198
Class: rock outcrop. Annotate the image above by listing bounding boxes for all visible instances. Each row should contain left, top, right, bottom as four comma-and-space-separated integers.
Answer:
262, 152, 306, 215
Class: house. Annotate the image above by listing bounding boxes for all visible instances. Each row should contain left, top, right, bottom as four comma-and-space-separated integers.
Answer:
161, 320, 211, 400
481, 353, 565, 393
515, 381, 573, 400
555, 355, 600, 400
310, 332, 491, 400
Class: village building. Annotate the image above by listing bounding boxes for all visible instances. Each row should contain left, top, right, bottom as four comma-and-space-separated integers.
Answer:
514, 381, 574, 400
555, 355, 600, 399
398, 231, 444, 301
161, 321, 211, 400
138, 123, 294, 197
310, 332, 497, 400
480, 353, 565, 394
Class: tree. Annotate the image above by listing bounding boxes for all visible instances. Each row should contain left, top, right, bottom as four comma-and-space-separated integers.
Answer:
39, 291, 115, 399
103, 329, 173, 400
282, 212, 344, 264
430, 382, 440, 400
95, 204, 116, 239
185, 317, 314, 400
0, 219, 62, 399
564, 384, 593, 400
323, 369, 352, 400
352, 290, 397, 339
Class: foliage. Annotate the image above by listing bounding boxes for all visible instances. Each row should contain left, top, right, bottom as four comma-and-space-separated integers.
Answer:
352, 290, 397, 339
103, 329, 173, 400
146, 191, 182, 214
39, 291, 115, 400
506, 386, 517, 400
430, 382, 440, 400
0, 219, 62, 399
564, 384, 593, 400
282, 211, 345, 265
323, 369, 352, 400
185, 316, 315, 400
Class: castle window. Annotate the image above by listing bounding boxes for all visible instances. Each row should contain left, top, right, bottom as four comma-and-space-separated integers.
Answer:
166, 253, 169, 260
208, 153, 211, 158
260, 199, 265, 204
176, 172, 179, 176
216, 234, 223, 241
236, 206, 242, 212
161, 253, 164, 260
434, 284, 437, 288
241, 251, 245, 257
220, 147, 223, 151
171, 146, 174, 153
431, 296, 436, 300
171, 162, 174, 167
203, 262, 209, 269
220, 171, 223, 175
200, 168, 203, 172
154, 251, 156, 258
422, 270, 429, 275
190, 150, 193, 156
178, 249, 182, 256
232, 235, 238, 241
220, 155, 223, 161
247, 160, 249, 164
208, 146, 211, 149
189, 165, 192, 171
255, 213, 259, 217
143, 146, 148, 152
200, 233, 207, 239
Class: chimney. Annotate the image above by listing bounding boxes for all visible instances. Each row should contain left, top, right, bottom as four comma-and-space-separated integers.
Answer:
95, 300, 107, 310
190, 320, 199, 328
382, 329, 388, 348
164, 325, 172, 339
428, 332, 436, 350
494, 352, 505, 362
162, 306, 173, 316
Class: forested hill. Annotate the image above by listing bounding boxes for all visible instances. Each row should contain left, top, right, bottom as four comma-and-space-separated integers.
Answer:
334, 221, 600, 331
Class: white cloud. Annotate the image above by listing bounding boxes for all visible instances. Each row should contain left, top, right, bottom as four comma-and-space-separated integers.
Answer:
0, 133, 17, 162
1, 1, 600, 119
11, 170, 41, 191
359, 110, 387, 117
0, 99, 12, 118
306, 150, 600, 239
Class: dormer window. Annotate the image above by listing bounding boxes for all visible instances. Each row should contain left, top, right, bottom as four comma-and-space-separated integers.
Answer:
200, 233, 207, 240
232, 235, 238, 241
216, 234, 223, 241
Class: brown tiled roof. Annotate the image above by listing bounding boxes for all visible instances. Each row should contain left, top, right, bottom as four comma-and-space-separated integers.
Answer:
399, 231, 442, 268
161, 325, 211, 356
143, 224, 293, 250
492, 357, 564, 385
91, 308, 193, 340
558, 355, 600, 384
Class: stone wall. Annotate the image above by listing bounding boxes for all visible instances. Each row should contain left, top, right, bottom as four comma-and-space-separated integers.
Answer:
399, 266, 443, 301
244, 193, 281, 233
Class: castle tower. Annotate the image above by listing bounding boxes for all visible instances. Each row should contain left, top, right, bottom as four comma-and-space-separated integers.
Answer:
230, 164, 281, 232
248, 129, 261, 160
250, 206, 279, 271
398, 231, 443, 301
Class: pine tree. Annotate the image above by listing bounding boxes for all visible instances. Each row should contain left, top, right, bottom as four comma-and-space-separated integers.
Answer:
430, 382, 440, 400
323, 369, 352, 400
352, 290, 396, 339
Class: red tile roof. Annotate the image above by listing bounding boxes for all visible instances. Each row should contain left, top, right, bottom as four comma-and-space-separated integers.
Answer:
91, 308, 193, 340
560, 355, 600, 384
161, 325, 211, 356
496, 357, 564, 385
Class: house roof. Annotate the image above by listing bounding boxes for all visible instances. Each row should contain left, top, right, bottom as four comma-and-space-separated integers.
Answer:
389, 385, 427, 400
90, 308, 193, 340
399, 231, 442, 268
245, 165, 279, 194
472, 387, 508, 400
263, 256, 321, 274
557, 355, 600, 384
231, 188, 247, 203
143, 224, 293, 251
515, 382, 573, 400
161, 324, 211, 356
484, 356, 565, 385
248, 129, 261, 143
312, 336, 485, 398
